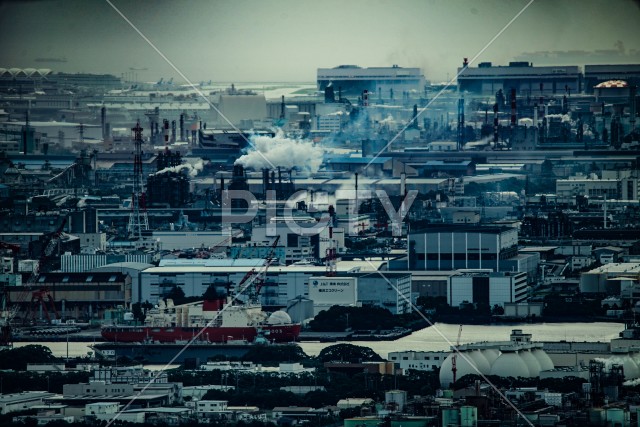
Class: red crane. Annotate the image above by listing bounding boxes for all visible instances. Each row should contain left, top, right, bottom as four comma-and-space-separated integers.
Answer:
254, 236, 280, 296
451, 324, 463, 386
22, 217, 67, 324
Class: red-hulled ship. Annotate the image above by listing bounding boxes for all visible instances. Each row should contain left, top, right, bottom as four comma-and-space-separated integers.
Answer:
101, 297, 301, 344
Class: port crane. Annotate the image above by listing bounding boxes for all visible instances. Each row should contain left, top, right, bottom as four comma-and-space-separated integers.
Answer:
451, 324, 463, 386
237, 236, 280, 301
20, 218, 67, 324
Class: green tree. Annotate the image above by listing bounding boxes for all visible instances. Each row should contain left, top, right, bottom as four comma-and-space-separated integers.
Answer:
317, 343, 383, 363
0, 345, 58, 370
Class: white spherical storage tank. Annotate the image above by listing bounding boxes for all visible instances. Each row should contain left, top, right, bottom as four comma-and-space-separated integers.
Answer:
439, 351, 487, 387
466, 350, 491, 375
531, 348, 554, 372
481, 348, 500, 366
490, 350, 531, 378
519, 350, 542, 377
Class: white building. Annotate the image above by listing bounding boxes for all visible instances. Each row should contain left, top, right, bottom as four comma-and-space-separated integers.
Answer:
556, 171, 639, 203
0, 392, 57, 415
447, 271, 529, 308
317, 65, 425, 99
388, 350, 448, 372
139, 260, 385, 305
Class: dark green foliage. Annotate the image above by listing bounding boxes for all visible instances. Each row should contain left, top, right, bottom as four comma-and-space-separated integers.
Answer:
308, 305, 400, 332
241, 345, 307, 365
0, 345, 58, 370
316, 343, 383, 363
0, 371, 91, 394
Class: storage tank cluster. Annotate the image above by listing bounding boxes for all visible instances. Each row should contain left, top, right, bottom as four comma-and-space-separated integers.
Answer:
599, 353, 640, 381
439, 346, 555, 387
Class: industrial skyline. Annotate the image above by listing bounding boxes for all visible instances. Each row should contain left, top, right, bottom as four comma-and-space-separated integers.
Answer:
1, 0, 640, 83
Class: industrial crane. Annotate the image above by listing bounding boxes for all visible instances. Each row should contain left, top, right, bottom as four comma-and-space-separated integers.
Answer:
237, 236, 281, 302
451, 324, 463, 386
20, 217, 67, 324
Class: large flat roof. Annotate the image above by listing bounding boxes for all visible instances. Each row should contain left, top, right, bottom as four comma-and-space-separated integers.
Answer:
143, 260, 385, 274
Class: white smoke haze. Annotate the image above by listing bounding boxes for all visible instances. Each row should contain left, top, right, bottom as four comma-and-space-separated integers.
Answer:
380, 114, 396, 125
236, 130, 324, 173
154, 159, 204, 178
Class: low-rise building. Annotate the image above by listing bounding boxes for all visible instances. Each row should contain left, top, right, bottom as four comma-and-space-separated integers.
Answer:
447, 271, 529, 308
388, 350, 448, 372
0, 392, 57, 415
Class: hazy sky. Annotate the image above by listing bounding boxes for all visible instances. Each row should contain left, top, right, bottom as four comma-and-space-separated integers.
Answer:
1, 0, 639, 83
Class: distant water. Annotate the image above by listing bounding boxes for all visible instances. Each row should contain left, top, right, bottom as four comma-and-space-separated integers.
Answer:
17, 322, 624, 361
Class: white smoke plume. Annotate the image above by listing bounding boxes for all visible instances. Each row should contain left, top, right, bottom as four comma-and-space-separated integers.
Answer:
236, 130, 324, 173
154, 159, 204, 178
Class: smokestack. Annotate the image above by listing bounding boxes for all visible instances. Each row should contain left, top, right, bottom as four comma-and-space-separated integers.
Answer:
412, 104, 418, 128
263, 168, 270, 195
510, 88, 517, 127
630, 85, 637, 131
171, 120, 176, 143
23, 110, 30, 154
179, 113, 185, 141
163, 119, 170, 146
354, 172, 359, 216
280, 95, 285, 119
101, 106, 106, 139
493, 103, 499, 147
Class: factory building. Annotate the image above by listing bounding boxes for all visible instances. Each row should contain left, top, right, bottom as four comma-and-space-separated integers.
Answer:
317, 65, 425, 98
556, 171, 639, 203
309, 272, 411, 315
457, 61, 581, 95
584, 64, 640, 93
579, 263, 640, 294
138, 259, 385, 306
406, 225, 519, 271
447, 271, 529, 308
388, 350, 449, 372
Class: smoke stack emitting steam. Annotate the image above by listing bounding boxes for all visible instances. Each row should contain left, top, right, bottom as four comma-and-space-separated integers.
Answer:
235, 130, 323, 174
153, 159, 204, 178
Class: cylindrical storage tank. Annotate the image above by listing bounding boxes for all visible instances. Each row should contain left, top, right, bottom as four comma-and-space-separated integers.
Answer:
490, 350, 531, 378
520, 350, 542, 377
589, 408, 604, 426
460, 406, 477, 427
531, 348, 554, 371
442, 408, 460, 427
385, 390, 407, 412
605, 408, 627, 426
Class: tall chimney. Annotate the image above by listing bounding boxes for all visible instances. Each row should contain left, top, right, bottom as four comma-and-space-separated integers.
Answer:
493, 103, 499, 148
280, 96, 285, 119
510, 88, 517, 127
171, 120, 176, 143
101, 106, 106, 139
354, 172, 359, 216
179, 113, 185, 141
